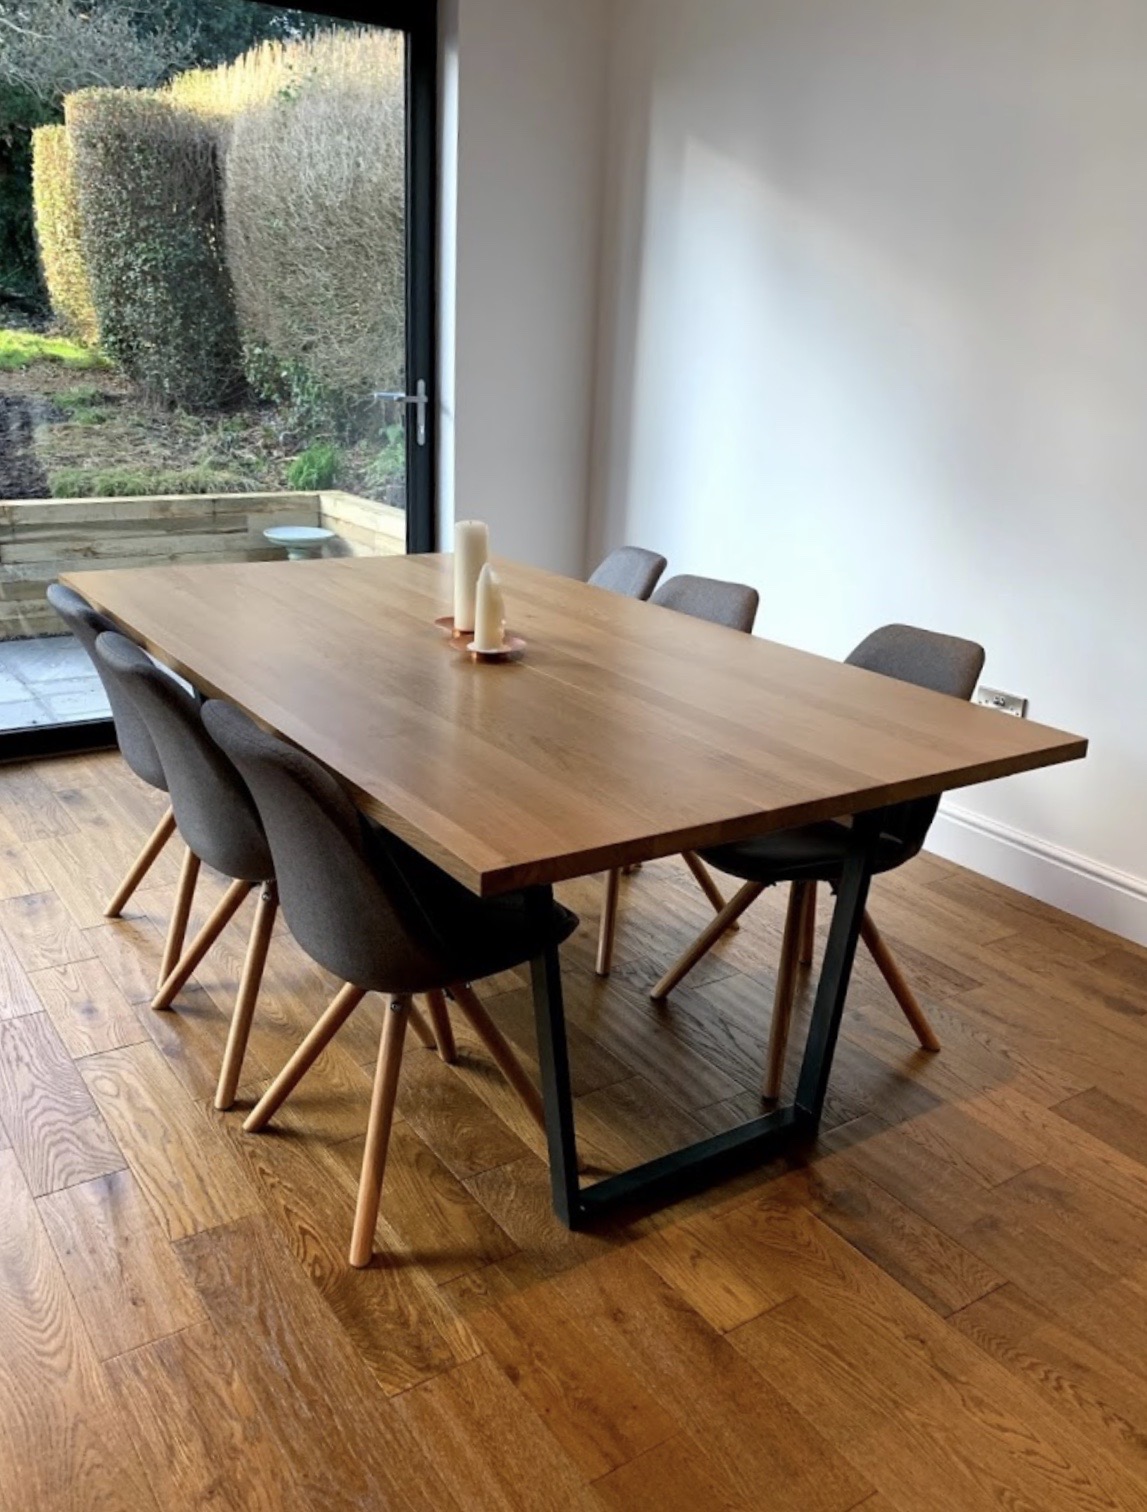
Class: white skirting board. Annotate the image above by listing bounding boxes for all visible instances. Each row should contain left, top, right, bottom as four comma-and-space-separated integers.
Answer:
927, 804, 1147, 949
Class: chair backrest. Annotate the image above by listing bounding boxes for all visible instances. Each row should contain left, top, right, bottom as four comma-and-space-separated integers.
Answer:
588, 546, 667, 600
846, 624, 986, 860
46, 583, 166, 791
94, 633, 271, 883
201, 699, 455, 994
651, 574, 759, 634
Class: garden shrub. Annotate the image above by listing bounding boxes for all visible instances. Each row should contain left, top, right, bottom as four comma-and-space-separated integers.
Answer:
219, 29, 405, 436
286, 441, 341, 490
31, 124, 99, 344
0, 84, 54, 306
66, 88, 242, 409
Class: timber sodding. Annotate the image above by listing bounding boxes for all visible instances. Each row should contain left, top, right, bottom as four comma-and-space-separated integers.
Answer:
0, 489, 405, 639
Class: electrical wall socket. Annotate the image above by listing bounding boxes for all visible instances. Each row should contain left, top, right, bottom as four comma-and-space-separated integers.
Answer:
975, 687, 1028, 718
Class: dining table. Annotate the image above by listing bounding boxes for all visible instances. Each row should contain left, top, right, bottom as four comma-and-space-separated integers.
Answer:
63, 551, 1088, 1228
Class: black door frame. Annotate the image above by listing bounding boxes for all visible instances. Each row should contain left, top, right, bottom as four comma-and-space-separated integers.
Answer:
305, 0, 438, 553
0, 0, 438, 763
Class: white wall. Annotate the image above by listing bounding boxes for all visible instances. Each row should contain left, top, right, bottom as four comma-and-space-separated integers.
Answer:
438, 0, 608, 573
589, 0, 1147, 940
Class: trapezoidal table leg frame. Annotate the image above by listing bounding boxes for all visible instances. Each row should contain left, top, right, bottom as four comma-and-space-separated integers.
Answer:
527, 811, 885, 1230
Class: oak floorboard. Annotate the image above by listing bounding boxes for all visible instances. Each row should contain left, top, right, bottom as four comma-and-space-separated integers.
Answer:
1054, 1086, 1147, 1168
38, 1167, 204, 1361
950, 1283, 1147, 1476
27, 826, 144, 931
0, 841, 49, 902
220, 1117, 476, 1396
176, 1214, 459, 1512
471, 1275, 678, 1480
84, 911, 170, 1005
393, 1036, 533, 1179
0, 764, 78, 843
80, 1041, 258, 1240
722, 1199, 1147, 1511
30, 956, 147, 1060
0, 888, 95, 973
589, 1429, 769, 1512
558, 1249, 873, 1512
389, 1353, 600, 1510
105, 1321, 312, 1512
0, 937, 43, 1021
0, 1150, 157, 1512
0, 1011, 123, 1195
329, 1120, 520, 1285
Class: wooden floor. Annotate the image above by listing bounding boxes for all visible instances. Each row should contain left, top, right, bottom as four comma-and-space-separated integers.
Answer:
1, 751, 1146, 1511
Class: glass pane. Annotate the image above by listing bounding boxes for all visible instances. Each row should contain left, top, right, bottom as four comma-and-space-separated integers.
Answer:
0, 1, 407, 736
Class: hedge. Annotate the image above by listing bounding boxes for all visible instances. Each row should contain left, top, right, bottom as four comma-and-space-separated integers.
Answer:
66, 88, 241, 408
220, 29, 405, 433
31, 125, 99, 344
1, 84, 54, 306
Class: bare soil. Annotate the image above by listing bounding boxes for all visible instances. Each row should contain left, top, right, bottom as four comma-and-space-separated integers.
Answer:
0, 395, 51, 498
0, 349, 398, 503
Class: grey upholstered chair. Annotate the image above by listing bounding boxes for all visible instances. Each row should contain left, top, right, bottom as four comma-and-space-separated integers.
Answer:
202, 698, 578, 1268
93, 631, 283, 1112
588, 546, 667, 600
46, 584, 183, 945
595, 572, 762, 975
651, 624, 986, 1098
650, 574, 760, 632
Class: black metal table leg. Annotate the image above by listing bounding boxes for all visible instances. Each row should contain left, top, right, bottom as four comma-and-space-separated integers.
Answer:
527, 887, 582, 1226
527, 811, 886, 1230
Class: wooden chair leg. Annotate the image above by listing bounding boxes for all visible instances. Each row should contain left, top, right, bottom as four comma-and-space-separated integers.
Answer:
798, 881, 817, 966
449, 982, 547, 1136
244, 982, 368, 1133
682, 851, 731, 916
349, 995, 411, 1268
214, 882, 278, 1112
650, 881, 767, 1001
152, 876, 249, 1011
595, 868, 622, 977
105, 807, 176, 918
425, 989, 457, 1063
158, 846, 201, 987
860, 911, 941, 1052
763, 880, 812, 1100
406, 1002, 439, 1051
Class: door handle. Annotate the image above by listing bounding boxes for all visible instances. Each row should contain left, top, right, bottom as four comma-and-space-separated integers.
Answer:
372, 379, 428, 446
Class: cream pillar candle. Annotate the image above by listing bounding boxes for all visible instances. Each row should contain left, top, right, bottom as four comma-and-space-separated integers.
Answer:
473, 563, 506, 652
453, 520, 489, 633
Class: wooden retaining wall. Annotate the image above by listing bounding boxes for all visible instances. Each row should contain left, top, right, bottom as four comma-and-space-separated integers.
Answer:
0, 490, 405, 639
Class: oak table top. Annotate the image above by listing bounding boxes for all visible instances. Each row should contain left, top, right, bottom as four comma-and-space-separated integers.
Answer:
64, 554, 1087, 897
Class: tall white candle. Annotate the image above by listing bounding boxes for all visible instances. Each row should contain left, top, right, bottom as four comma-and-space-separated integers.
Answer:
473, 563, 506, 652
453, 520, 489, 633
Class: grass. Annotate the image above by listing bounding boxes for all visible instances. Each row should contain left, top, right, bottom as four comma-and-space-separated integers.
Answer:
54, 385, 111, 425
49, 465, 258, 499
0, 328, 107, 372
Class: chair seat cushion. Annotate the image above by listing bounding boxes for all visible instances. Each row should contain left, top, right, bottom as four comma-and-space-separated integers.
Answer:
700, 821, 908, 885
366, 822, 579, 988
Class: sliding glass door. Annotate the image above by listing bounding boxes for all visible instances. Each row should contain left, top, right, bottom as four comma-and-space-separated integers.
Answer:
0, 0, 436, 758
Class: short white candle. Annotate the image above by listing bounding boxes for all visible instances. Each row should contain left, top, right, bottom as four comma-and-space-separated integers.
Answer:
453, 520, 489, 633
473, 563, 506, 652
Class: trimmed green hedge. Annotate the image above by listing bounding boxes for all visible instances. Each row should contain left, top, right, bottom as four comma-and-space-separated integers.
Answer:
66, 89, 241, 408
1, 85, 53, 306
31, 125, 99, 344
221, 30, 405, 437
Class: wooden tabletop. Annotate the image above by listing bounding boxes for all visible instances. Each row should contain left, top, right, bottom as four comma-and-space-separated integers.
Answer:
64, 554, 1087, 896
